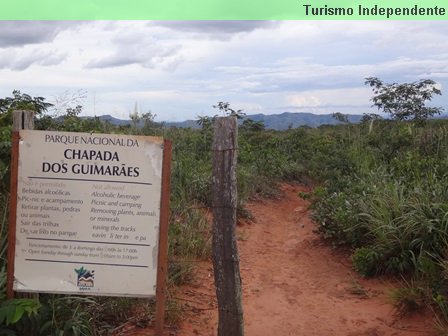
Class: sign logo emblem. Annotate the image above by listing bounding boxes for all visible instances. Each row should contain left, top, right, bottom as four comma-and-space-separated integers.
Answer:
75, 267, 95, 289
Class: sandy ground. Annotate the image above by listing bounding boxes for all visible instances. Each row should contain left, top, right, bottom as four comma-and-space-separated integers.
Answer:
131, 184, 436, 336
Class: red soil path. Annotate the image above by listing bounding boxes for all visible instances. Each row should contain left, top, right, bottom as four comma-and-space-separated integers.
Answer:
132, 184, 436, 336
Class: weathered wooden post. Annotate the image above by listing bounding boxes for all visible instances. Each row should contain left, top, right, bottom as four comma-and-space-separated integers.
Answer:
212, 116, 244, 336
155, 140, 172, 336
7, 110, 35, 299
12, 110, 35, 131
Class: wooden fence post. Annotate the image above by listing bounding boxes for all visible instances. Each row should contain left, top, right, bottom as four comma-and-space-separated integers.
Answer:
12, 110, 35, 131
155, 140, 172, 336
7, 110, 36, 299
212, 117, 244, 336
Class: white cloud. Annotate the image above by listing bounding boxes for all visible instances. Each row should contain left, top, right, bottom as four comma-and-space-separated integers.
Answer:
287, 95, 321, 107
0, 48, 67, 70
285, 87, 372, 111
0, 21, 447, 121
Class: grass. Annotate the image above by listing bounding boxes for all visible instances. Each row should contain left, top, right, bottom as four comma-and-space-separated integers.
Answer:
389, 283, 426, 315
347, 275, 369, 298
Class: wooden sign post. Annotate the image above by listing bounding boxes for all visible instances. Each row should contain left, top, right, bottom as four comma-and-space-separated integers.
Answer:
155, 139, 172, 335
7, 124, 171, 335
7, 110, 35, 300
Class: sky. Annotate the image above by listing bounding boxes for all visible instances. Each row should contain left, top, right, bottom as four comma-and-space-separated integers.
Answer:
0, 20, 447, 122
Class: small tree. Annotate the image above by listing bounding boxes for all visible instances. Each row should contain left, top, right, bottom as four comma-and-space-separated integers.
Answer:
213, 102, 245, 119
365, 77, 443, 123
240, 118, 265, 132
360, 113, 383, 124
332, 112, 350, 124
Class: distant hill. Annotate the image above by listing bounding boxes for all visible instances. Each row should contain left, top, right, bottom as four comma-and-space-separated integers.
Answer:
243, 112, 363, 130
85, 112, 364, 131
165, 112, 364, 130
95, 115, 132, 126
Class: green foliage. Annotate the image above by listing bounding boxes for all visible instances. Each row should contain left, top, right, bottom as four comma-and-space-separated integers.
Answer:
389, 281, 426, 314
0, 199, 8, 267
0, 298, 41, 333
0, 90, 53, 117
34, 295, 94, 336
332, 112, 350, 124
240, 119, 265, 132
352, 247, 382, 277
169, 207, 211, 260
365, 77, 443, 123
360, 113, 383, 124
213, 101, 245, 119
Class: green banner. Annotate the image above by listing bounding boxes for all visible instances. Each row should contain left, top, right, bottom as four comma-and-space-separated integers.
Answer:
0, 0, 446, 20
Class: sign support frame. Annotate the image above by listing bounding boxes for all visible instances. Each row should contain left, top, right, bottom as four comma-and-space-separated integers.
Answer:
154, 139, 172, 335
7, 131, 20, 300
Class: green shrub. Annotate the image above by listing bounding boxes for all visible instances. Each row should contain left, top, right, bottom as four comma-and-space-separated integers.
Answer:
352, 247, 382, 277
0, 298, 41, 334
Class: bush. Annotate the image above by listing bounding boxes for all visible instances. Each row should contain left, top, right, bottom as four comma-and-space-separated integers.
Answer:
352, 247, 382, 277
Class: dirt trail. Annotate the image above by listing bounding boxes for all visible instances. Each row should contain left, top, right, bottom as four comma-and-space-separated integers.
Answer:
235, 184, 434, 336
133, 184, 435, 336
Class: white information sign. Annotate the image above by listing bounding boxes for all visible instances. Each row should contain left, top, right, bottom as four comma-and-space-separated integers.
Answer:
14, 130, 164, 297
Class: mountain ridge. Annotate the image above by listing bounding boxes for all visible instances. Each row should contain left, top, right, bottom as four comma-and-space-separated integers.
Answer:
91, 112, 364, 130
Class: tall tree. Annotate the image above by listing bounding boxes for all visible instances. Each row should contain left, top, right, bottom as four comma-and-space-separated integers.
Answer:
365, 77, 443, 123
0, 90, 53, 115
0, 90, 53, 127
